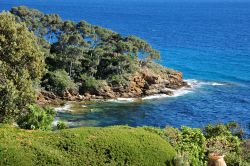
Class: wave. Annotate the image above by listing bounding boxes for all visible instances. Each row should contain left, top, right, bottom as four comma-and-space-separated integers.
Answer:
100, 79, 228, 102
107, 98, 136, 103
185, 79, 227, 87
142, 94, 168, 100
54, 104, 71, 112
142, 79, 228, 100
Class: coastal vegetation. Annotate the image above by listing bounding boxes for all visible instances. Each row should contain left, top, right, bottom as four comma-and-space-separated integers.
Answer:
0, 123, 249, 166
0, 125, 176, 166
143, 122, 250, 166
0, 6, 249, 166
0, 6, 186, 124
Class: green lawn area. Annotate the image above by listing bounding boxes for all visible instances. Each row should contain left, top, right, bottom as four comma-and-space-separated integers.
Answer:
0, 125, 176, 166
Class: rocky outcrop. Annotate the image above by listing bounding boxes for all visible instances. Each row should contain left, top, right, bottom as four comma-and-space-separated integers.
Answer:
87, 66, 188, 99
36, 90, 62, 105
37, 64, 188, 104
119, 68, 187, 98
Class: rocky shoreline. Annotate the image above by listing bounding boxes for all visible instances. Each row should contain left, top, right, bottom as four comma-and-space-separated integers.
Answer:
37, 66, 189, 105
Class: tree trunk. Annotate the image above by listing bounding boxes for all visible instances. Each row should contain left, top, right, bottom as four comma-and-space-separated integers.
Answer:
69, 61, 73, 77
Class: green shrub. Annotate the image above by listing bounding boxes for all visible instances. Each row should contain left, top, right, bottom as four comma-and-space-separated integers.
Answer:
141, 126, 165, 137
173, 153, 190, 166
17, 104, 56, 130
42, 70, 77, 96
57, 120, 69, 130
164, 126, 207, 166
108, 74, 130, 87
206, 135, 241, 156
79, 74, 104, 93
0, 13, 44, 123
0, 125, 176, 166
204, 122, 244, 139
204, 123, 243, 166
242, 139, 250, 162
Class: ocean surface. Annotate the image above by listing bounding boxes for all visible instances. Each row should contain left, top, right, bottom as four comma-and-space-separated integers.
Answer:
1, 0, 250, 135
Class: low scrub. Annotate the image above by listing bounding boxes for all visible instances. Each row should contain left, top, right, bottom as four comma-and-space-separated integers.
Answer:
0, 125, 176, 166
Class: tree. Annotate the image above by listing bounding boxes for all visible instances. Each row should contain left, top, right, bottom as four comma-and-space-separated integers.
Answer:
41, 13, 62, 43
9, 6, 162, 96
51, 33, 87, 77
10, 6, 46, 37
0, 12, 45, 122
41, 70, 77, 96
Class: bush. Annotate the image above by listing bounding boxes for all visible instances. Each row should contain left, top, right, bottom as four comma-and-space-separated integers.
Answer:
17, 104, 56, 130
79, 74, 104, 94
57, 120, 69, 130
0, 125, 176, 166
204, 122, 244, 139
108, 74, 130, 87
0, 13, 44, 123
242, 139, 250, 162
164, 126, 207, 166
42, 70, 77, 96
204, 123, 243, 166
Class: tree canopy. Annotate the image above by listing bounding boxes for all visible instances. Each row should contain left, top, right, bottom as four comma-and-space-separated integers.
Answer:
10, 6, 160, 93
0, 6, 162, 123
0, 12, 44, 122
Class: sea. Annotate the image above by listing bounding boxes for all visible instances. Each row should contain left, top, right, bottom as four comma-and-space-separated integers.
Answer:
1, 0, 250, 136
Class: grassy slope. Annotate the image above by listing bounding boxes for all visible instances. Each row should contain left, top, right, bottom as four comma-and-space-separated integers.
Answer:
0, 125, 176, 166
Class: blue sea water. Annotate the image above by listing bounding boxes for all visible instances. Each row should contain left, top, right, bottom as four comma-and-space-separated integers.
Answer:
1, 0, 250, 135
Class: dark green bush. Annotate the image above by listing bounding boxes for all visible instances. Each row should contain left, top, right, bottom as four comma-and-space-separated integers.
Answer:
17, 104, 56, 130
79, 74, 104, 94
108, 74, 130, 87
42, 70, 77, 96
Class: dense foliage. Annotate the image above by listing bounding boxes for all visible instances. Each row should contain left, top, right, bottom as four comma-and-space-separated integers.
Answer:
143, 123, 250, 166
10, 6, 160, 96
17, 104, 56, 130
0, 12, 44, 123
0, 6, 162, 125
0, 6, 249, 166
41, 70, 77, 96
0, 125, 176, 166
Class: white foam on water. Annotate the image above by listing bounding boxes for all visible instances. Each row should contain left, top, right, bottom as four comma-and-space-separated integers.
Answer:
210, 82, 225, 86
142, 94, 168, 100
81, 79, 227, 103
81, 105, 87, 108
54, 104, 71, 112
107, 98, 136, 103
185, 79, 226, 87
170, 88, 193, 97
52, 117, 59, 127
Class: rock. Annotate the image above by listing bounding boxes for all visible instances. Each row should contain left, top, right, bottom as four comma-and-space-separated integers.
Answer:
106, 92, 116, 98
78, 95, 84, 100
36, 90, 63, 106
162, 80, 170, 85
95, 96, 104, 99
145, 89, 160, 95
160, 89, 174, 95
36, 63, 187, 103
40, 90, 57, 100
144, 74, 158, 84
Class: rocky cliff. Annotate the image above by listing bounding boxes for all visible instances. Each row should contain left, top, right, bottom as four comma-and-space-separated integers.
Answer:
37, 63, 188, 104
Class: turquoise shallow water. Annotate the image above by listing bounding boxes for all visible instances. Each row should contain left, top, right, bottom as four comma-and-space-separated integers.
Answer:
1, 0, 250, 135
